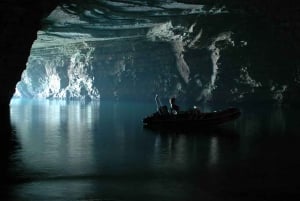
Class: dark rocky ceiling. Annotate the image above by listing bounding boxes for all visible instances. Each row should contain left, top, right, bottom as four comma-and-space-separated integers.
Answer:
1, 0, 300, 110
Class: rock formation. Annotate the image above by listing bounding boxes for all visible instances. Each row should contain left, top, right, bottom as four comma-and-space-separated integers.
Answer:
1, 0, 300, 111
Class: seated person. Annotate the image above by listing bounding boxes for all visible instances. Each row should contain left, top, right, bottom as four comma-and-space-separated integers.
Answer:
191, 106, 202, 119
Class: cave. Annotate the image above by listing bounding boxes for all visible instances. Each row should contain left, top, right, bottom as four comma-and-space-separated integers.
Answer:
2, 0, 300, 110
1, 0, 300, 200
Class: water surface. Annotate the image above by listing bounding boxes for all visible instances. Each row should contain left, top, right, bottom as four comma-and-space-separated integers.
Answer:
6, 99, 300, 201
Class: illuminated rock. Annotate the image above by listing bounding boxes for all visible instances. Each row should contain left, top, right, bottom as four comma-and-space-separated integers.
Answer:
10, 1, 300, 105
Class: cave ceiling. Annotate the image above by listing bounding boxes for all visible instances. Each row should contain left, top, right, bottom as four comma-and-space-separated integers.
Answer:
13, 0, 300, 105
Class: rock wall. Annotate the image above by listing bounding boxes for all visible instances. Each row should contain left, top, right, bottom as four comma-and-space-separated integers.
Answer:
13, 0, 300, 106
0, 0, 59, 111
1, 0, 300, 110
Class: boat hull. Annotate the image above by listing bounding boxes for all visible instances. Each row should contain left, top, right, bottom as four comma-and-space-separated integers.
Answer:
143, 107, 241, 128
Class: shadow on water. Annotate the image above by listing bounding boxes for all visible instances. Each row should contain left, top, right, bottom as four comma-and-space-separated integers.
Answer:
0, 106, 21, 200
143, 123, 240, 138
142, 105, 300, 201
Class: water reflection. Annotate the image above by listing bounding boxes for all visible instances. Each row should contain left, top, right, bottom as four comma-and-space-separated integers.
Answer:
10, 99, 100, 178
152, 134, 189, 171
7, 100, 300, 201
208, 137, 218, 166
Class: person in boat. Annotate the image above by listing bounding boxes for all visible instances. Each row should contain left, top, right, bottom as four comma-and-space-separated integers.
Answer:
155, 94, 168, 115
169, 97, 180, 115
190, 105, 202, 119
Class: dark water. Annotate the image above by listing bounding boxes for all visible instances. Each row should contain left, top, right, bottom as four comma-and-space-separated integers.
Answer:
4, 99, 300, 201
